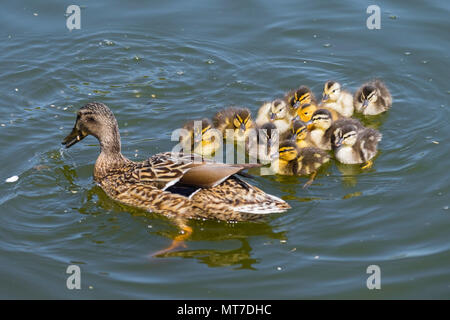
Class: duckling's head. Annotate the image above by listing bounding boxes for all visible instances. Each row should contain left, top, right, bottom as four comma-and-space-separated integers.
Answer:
278, 141, 299, 162
334, 125, 358, 148
269, 99, 288, 121
181, 118, 214, 144
290, 120, 308, 141
322, 81, 341, 102
290, 86, 315, 109
359, 85, 379, 108
298, 103, 317, 122
309, 109, 333, 130
62, 102, 120, 150
232, 108, 252, 133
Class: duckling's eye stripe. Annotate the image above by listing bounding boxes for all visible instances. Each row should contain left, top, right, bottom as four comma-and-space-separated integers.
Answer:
300, 93, 309, 101
201, 125, 211, 133
236, 115, 243, 123
279, 147, 295, 153
313, 116, 329, 121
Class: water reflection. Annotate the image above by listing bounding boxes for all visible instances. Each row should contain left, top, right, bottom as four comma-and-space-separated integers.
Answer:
154, 238, 259, 270
76, 185, 286, 269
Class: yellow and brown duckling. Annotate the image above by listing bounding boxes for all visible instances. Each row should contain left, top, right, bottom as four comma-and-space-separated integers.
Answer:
285, 86, 317, 117
321, 81, 354, 117
307, 109, 364, 150
297, 102, 342, 123
213, 106, 254, 143
333, 124, 382, 169
179, 118, 221, 157
274, 140, 330, 188
284, 120, 313, 149
247, 122, 279, 163
62, 102, 290, 254
306, 109, 334, 150
256, 99, 292, 136
354, 80, 392, 115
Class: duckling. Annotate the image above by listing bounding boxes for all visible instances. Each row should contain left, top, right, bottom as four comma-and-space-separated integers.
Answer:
213, 107, 254, 143
179, 118, 221, 157
256, 99, 292, 136
354, 80, 392, 115
321, 81, 354, 117
274, 140, 330, 188
307, 109, 334, 150
247, 122, 279, 163
62, 102, 290, 254
308, 109, 365, 150
284, 120, 313, 149
326, 117, 365, 148
333, 124, 382, 169
285, 86, 317, 117
297, 102, 342, 123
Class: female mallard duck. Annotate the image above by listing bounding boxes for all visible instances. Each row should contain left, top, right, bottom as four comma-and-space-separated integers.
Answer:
213, 107, 254, 143
273, 140, 330, 188
247, 122, 279, 163
255, 99, 292, 136
62, 103, 290, 254
333, 124, 382, 169
284, 120, 313, 149
307, 109, 364, 150
179, 118, 221, 157
284, 86, 317, 117
354, 80, 392, 115
321, 81, 354, 117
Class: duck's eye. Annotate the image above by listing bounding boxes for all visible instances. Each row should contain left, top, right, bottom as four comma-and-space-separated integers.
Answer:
86, 116, 96, 122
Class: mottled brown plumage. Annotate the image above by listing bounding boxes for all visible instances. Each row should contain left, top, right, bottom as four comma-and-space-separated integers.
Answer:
62, 103, 290, 222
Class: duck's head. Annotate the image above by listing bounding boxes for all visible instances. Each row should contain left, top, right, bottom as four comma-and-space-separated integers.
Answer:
290, 86, 315, 109
322, 81, 341, 102
358, 85, 379, 108
308, 109, 333, 130
269, 99, 288, 121
232, 108, 252, 133
334, 125, 358, 148
297, 103, 317, 122
62, 102, 120, 150
278, 141, 300, 162
259, 122, 278, 147
290, 120, 308, 142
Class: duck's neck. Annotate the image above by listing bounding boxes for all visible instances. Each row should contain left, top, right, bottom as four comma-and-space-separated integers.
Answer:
94, 125, 131, 182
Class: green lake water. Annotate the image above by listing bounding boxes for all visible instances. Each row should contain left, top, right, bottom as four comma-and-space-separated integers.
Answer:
0, 0, 449, 299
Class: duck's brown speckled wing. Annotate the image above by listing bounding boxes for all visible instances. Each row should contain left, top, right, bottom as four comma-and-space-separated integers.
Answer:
190, 176, 291, 221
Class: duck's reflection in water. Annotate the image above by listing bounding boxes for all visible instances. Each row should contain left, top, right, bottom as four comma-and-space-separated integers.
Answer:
78, 186, 287, 270
155, 238, 258, 270
152, 218, 286, 270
